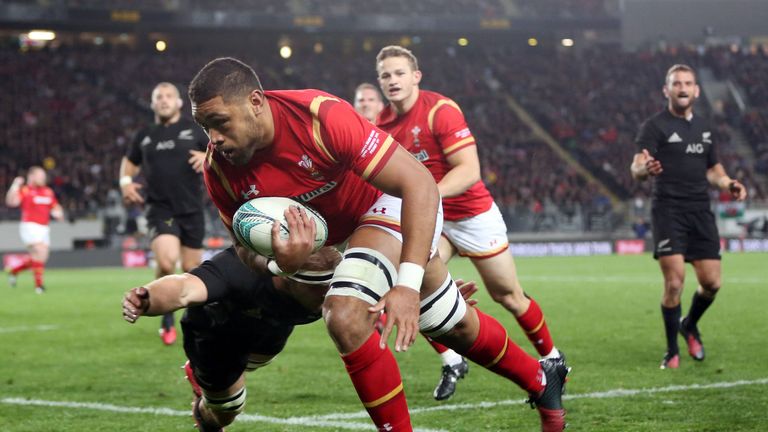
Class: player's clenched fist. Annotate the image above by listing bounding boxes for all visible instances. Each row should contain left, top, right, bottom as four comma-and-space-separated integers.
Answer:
122, 286, 150, 323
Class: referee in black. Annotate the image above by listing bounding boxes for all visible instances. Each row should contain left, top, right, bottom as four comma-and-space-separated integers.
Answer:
119, 82, 210, 345
631, 64, 747, 369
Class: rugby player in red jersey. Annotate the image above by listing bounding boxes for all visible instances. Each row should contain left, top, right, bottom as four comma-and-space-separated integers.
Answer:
5, 166, 64, 293
375, 46, 566, 400
188, 57, 568, 432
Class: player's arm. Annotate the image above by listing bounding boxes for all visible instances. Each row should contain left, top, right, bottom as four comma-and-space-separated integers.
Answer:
51, 203, 64, 221
432, 101, 480, 197
5, 176, 24, 207
631, 120, 663, 181
438, 146, 481, 198
707, 163, 747, 201
119, 157, 144, 204
122, 273, 208, 323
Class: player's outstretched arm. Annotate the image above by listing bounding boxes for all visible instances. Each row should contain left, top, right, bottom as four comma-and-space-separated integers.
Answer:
367, 145, 440, 351
707, 163, 748, 201
122, 274, 208, 323
631, 149, 663, 181
5, 176, 24, 207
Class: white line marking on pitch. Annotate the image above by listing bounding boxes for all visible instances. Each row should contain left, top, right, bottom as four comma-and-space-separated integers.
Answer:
0, 398, 443, 432
0, 324, 59, 334
300, 377, 768, 421
3, 378, 765, 430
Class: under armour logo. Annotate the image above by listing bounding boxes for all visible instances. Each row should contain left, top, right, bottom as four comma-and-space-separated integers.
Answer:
241, 185, 259, 199
490, 239, 498, 247
164, 218, 173, 227
372, 207, 387, 215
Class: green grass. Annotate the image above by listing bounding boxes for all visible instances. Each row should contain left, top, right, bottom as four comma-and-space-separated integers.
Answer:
1, 253, 767, 431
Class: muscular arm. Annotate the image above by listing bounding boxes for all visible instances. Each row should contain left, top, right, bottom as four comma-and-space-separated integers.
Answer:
369, 145, 439, 267
5, 177, 23, 207
438, 146, 481, 198
122, 273, 209, 322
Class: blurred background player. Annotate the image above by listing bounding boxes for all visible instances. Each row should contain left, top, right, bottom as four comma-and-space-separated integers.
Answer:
353, 83, 385, 123
118, 82, 209, 345
4, 166, 64, 293
631, 64, 747, 369
375, 45, 565, 400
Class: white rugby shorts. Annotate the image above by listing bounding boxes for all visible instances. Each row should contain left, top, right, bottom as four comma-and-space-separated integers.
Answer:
19, 222, 50, 246
442, 202, 509, 259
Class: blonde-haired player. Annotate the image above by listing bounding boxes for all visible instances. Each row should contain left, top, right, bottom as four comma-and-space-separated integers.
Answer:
375, 45, 566, 401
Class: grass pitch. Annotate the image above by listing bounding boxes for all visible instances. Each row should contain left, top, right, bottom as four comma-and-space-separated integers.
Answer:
1, 253, 766, 431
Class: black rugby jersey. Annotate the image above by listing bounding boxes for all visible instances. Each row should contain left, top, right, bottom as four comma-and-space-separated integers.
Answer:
127, 119, 209, 214
635, 109, 718, 210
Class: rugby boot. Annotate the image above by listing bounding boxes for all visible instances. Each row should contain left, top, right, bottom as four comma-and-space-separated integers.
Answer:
433, 358, 469, 401
660, 351, 680, 369
528, 357, 569, 432
679, 317, 705, 361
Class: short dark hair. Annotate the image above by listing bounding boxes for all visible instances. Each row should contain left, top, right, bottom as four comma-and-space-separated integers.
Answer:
665, 64, 696, 85
189, 57, 263, 104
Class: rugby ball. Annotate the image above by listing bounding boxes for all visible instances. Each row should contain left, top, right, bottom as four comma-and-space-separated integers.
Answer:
232, 197, 328, 258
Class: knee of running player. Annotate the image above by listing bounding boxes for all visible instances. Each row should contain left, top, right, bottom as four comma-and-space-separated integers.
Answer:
486, 281, 529, 315
663, 275, 685, 302
323, 247, 397, 353
698, 278, 721, 297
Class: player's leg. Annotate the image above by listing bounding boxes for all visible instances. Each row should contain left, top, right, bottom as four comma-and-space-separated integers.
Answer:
472, 253, 559, 359
425, 236, 468, 401
151, 234, 181, 344
179, 211, 205, 273
323, 226, 412, 431
28, 242, 49, 293
450, 203, 559, 358
652, 206, 689, 369
422, 255, 568, 431
658, 254, 686, 368
679, 210, 723, 361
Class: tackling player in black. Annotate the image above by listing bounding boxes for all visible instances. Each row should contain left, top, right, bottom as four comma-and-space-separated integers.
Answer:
630, 64, 747, 369
119, 82, 209, 345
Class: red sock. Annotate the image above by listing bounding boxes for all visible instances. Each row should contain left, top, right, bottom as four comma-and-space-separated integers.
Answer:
31, 260, 44, 287
342, 332, 411, 431
10, 256, 32, 275
424, 335, 449, 354
461, 309, 544, 394
516, 298, 554, 356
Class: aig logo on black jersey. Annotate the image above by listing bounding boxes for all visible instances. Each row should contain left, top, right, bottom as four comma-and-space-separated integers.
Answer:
686, 143, 705, 154
156, 140, 175, 151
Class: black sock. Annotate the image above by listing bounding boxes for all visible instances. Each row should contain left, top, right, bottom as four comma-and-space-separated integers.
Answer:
687, 291, 715, 327
661, 304, 681, 355
161, 312, 174, 330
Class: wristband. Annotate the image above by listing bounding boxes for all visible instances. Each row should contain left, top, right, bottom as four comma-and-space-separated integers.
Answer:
396, 262, 425, 292
267, 259, 296, 276
119, 176, 133, 187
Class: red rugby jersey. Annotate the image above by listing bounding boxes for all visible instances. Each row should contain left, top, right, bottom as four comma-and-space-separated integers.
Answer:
19, 185, 58, 225
377, 90, 493, 221
204, 89, 398, 245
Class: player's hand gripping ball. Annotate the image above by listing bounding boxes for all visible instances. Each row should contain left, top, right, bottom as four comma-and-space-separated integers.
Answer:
233, 197, 328, 258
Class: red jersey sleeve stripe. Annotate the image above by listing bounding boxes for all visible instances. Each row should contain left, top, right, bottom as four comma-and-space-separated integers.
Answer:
427, 99, 462, 133
206, 149, 238, 202
361, 135, 396, 181
310, 96, 340, 164
443, 137, 476, 156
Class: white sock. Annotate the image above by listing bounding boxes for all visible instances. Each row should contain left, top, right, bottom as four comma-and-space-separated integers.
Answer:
542, 347, 561, 360
440, 349, 464, 367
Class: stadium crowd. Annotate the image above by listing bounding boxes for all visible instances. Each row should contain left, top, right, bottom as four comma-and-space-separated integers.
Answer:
1, 41, 765, 232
